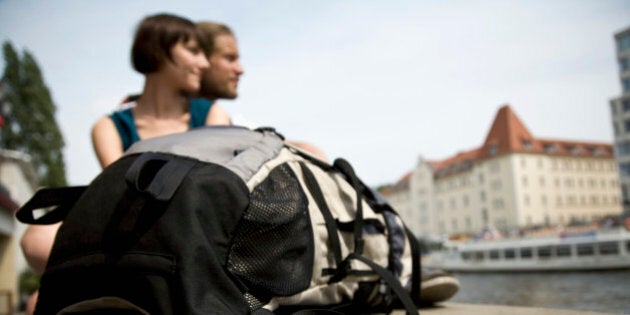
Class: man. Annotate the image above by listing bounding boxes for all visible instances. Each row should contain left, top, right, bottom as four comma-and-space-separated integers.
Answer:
196, 21, 328, 160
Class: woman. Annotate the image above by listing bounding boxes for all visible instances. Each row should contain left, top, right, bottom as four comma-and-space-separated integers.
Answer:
92, 13, 229, 168
21, 13, 225, 314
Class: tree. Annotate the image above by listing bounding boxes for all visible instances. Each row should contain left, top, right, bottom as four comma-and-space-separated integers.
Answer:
1, 41, 67, 187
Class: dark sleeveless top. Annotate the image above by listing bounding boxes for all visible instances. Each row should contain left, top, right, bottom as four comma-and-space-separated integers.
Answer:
109, 98, 213, 151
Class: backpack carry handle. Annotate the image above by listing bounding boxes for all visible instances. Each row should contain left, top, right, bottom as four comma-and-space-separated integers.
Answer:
125, 152, 197, 201
16, 186, 87, 224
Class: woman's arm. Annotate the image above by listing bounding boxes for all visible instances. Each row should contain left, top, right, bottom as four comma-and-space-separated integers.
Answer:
91, 116, 124, 168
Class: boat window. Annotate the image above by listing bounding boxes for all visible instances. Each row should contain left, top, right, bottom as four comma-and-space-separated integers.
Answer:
461, 252, 471, 260
489, 250, 500, 260
473, 251, 484, 260
599, 242, 619, 255
520, 247, 533, 258
504, 248, 516, 259
577, 243, 595, 256
556, 245, 571, 257
537, 246, 552, 258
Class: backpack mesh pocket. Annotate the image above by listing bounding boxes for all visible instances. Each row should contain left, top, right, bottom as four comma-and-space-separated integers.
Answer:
228, 163, 314, 296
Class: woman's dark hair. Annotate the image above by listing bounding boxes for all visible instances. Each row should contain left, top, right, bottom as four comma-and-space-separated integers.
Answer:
131, 13, 205, 74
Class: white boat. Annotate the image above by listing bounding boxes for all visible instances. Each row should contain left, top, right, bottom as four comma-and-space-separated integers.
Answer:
423, 228, 630, 272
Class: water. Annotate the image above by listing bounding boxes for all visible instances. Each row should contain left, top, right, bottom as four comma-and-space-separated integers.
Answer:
449, 270, 630, 314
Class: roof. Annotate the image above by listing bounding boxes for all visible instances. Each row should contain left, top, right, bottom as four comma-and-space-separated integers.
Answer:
432, 105, 613, 178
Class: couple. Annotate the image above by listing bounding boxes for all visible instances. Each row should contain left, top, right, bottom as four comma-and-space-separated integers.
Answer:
23, 13, 326, 277
21, 12, 457, 314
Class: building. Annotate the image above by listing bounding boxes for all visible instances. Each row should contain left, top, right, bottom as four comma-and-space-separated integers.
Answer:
383, 105, 622, 239
609, 26, 630, 208
0, 149, 38, 313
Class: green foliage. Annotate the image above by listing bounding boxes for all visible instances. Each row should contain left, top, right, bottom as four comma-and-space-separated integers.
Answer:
1, 41, 67, 187
18, 268, 40, 295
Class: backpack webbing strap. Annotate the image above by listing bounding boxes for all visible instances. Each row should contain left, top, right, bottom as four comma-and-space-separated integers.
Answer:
125, 152, 196, 201
332, 159, 365, 255
16, 186, 88, 224
348, 253, 419, 315
299, 162, 343, 268
405, 226, 422, 305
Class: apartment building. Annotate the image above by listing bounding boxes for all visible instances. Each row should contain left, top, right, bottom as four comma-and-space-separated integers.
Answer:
609, 26, 630, 205
383, 105, 622, 238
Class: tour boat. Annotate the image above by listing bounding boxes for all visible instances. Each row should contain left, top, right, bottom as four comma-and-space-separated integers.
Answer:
423, 228, 630, 272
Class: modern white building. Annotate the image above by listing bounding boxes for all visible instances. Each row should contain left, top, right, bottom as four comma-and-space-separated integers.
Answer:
383, 105, 622, 239
609, 26, 630, 208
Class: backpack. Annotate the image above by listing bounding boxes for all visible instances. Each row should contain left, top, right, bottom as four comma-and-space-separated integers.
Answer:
17, 127, 426, 315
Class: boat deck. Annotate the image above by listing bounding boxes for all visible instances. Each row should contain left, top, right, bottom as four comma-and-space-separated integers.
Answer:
392, 302, 613, 315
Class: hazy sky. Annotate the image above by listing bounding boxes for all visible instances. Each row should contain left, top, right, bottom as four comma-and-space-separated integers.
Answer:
1, 0, 629, 186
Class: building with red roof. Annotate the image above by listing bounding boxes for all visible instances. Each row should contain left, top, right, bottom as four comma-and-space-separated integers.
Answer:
382, 105, 621, 238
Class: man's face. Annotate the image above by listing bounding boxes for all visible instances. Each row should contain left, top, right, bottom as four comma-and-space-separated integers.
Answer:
200, 34, 244, 100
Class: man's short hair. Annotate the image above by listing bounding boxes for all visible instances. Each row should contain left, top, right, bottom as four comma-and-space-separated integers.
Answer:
131, 13, 206, 74
196, 22, 235, 56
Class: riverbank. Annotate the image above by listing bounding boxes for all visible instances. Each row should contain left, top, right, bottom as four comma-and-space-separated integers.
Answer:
392, 302, 616, 314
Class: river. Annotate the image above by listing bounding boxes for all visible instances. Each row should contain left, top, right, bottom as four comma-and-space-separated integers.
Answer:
448, 270, 630, 314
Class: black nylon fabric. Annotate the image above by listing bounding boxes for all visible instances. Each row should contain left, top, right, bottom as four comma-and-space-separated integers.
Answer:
35, 153, 251, 315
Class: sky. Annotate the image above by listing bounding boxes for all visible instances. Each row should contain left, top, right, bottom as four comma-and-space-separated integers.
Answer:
1, 0, 629, 187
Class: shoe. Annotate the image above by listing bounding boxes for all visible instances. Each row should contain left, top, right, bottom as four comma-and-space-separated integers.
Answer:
419, 268, 460, 304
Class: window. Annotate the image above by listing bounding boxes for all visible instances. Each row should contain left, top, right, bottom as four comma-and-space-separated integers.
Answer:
522, 176, 528, 187
520, 247, 533, 258
537, 246, 552, 258
488, 145, 498, 156
489, 250, 500, 260
621, 57, 630, 72
489, 162, 500, 172
545, 144, 558, 154
624, 119, 630, 133
491, 180, 502, 190
599, 242, 619, 255
619, 34, 630, 52
623, 79, 630, 93
557, 245, 571, 257
577, 243, 595, 256
620, 163, 630, 176
504, 248, 516, 259
493, 199, 505, 209
623, 100, 630, 112
615, 123, 620, 136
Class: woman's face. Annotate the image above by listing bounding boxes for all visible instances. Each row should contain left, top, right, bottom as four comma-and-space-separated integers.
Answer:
161, 38, 209, 93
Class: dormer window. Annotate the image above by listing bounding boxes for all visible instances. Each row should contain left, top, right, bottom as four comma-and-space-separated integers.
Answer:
592, 147, 604, 156
488, 144, 498, 156
522, 139, 533, 151
544, 143, 557, 154
569, 146, 581, 155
